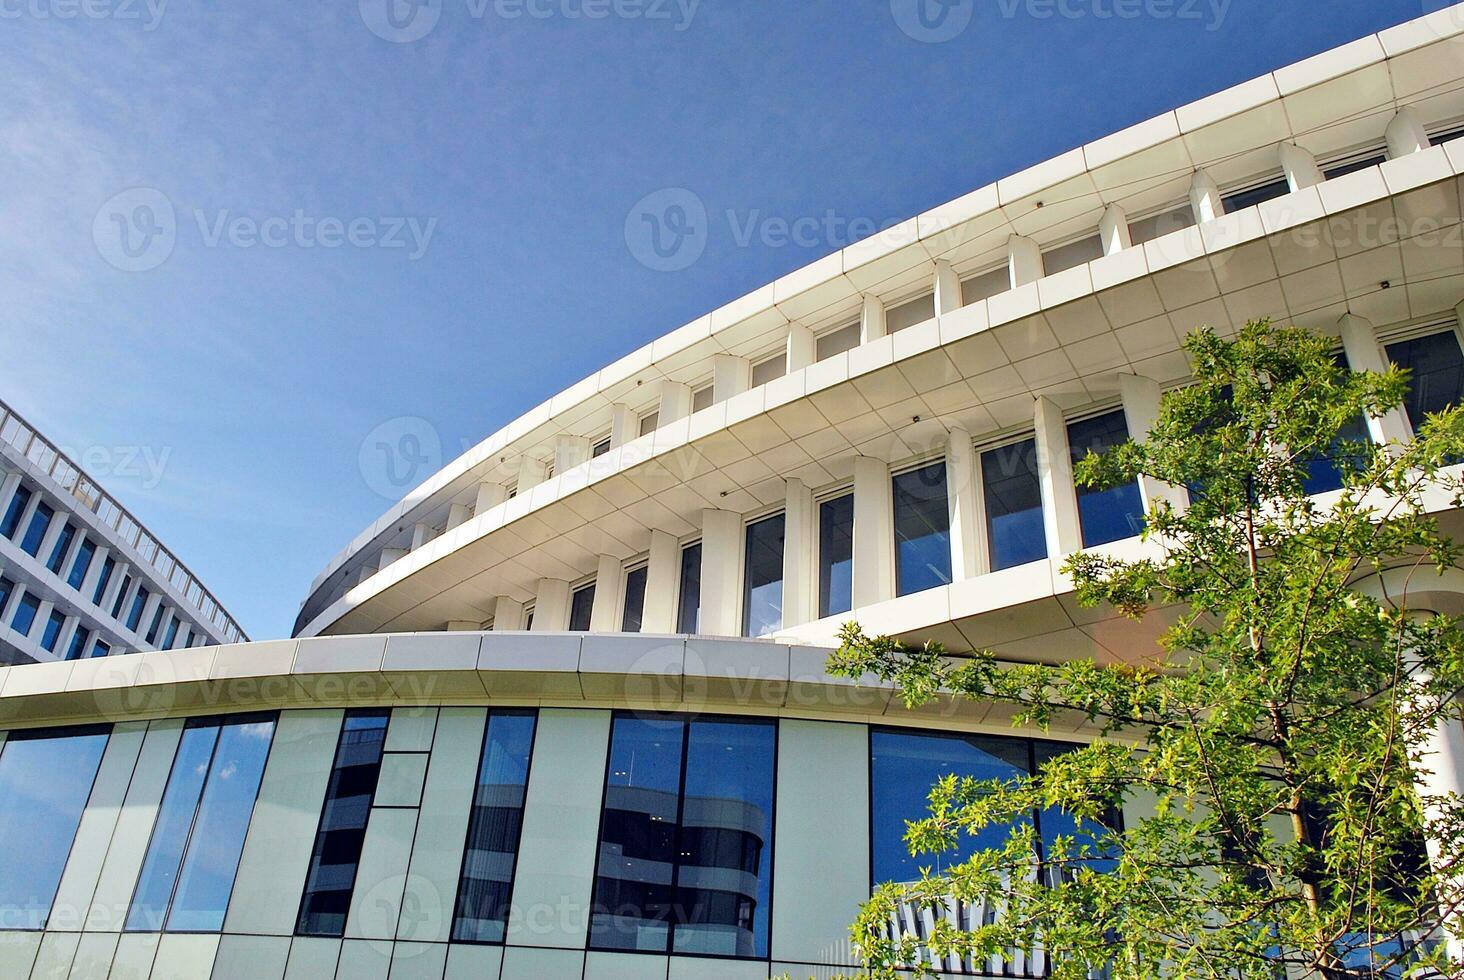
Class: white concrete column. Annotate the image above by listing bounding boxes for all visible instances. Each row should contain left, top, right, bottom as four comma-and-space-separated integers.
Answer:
659, 381, 692, 424
554, 435, 590, 475
100, 561, 130, 612
445, 502, 472, 530
410, 523, 433, 550
136, 592, 162, 639
378, 548, 408, 573
852, 456, 895, 609
493, 596, 526, 631
80, 545, 111, 600
531, 579, 571, 631
1119, 374, 1188, 514
1190, 169, 1224, 223
1099, 204, 1132, 256
641, 530, 680, 634
1008, 235, 1044, 288
516, 456, 548, 492
1386, 106, 1430, 159
1034, 396, 1083, 557
1279, 143, 1323, 191
934, 259, 963, 316
609, 404, 637, 448
698, 509, 742, 636
861, 294, 887, 343
946, 426, 986, 581
0, 472, 20, 519
1339, 313, 1413, 446
56, 617, 80, 659
781, 479, 817, 629
712, 354, 751, 404
356, 565, 376, 587
588, 555, 625, 633
474, 481, 508, 514
36, 517, 66, 567
786, 323, 815, 373
12, 491, 42, 546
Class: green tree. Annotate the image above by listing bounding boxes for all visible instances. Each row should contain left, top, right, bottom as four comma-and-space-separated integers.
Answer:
831, 321, 1464, 978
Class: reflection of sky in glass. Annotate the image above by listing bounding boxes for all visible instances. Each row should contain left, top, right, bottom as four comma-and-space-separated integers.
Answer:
743, 515, 784, 637
1068, 412, 1144, 548
1388, 330, 1464, 433
982, 439, 1047, 571
871, 730, 1028, 885
0, 727, 110, 929
894, 463, 951, 596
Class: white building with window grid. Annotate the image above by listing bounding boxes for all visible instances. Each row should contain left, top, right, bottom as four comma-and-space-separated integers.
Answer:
3, 8, 1464, 980
0, 400, 246, 665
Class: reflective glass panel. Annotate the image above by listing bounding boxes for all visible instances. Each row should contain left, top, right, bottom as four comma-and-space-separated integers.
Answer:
622, 566, 648, 633
742, 515, 785, 637
676, 544, 701, 634
893, 463, 951, 596
818, 494, 854, 618
1067, 411, 1145, 548
981, 438, 1047, 571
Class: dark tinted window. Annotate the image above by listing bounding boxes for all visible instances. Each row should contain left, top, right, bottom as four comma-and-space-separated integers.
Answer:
295, 710, 389, 937
0, 725, 111, 929
19, 501, 55, 557
981, 438, 1047, 571
1386, 330, 1464, 436
893, 463, 951, 596
65, 627, 91, 661
67, 538, 96, 591
622, 566, 647, 633
46, 523, 75, 574
676, 544, 701, 634
91, 556, 115, 605
742, 515, 785, 637
450, 711, 537, 944
0, 485, 32, 539
128, 715, 276, 932
12, 592, 40, 638
1068, 411, 1145, 548
818, 494, 854, 618
1222, 177, 1290, 213
41, 610, 65, 653
569, 584, 596, 632
589, 714, 776, 959
126, 588, 150, 632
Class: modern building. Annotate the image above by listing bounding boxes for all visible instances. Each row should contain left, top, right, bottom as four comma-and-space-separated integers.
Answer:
3, 7, 1464, 979
0, 399, 246, 665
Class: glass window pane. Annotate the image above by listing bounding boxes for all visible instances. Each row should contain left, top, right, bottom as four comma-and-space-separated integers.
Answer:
68, 538, 96, 591
1222, 177, 1290, 213
127, 723, 221, 931
590, 715, 687, 952
91, 556, 115, 605
110, 575, 133, 620
815, 323, 860, 362
870, 730, 1029, 886
20, 501, 55, 557
569, 585, 595, 632
46, 523, 75, 574
126, 588, 150, 632
41, 610, 66, 652
673, 719, 775, 959
676, 544, 701, 634
451, 711, 537, 944
742, 515, 785, 637
982, 438, 1048, 571
166, 716, 275, 931
893, 463, 951, 596
0, 485, 32, 539
692, 386, 713, 413
0, 726, 111, 929
295, 710, 389, 937
1386, 330, 1464, 435
13, 592, 41, 637
66, 627, 91, 661
750, 356, 785, 387
622, 567, 648, 633
818, 495, 854, 618
1031, 741, 1121, 884
1067, 411, 1145, 548
886, 293, 934, 334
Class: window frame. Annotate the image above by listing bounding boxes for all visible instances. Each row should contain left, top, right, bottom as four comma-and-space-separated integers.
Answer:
585, 710, 780, 962
890, 457, 953, 598
1065, 405, 1146, 549
621, 561, 649, 633
976, 431, 1049, 573
815, 487, 855, 620
675, 539, 702, 635
741, 510, 787, 638
1377, 317, 1464, 439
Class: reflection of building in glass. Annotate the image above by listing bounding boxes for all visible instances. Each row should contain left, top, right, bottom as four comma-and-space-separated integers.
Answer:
593, 785, 768, 958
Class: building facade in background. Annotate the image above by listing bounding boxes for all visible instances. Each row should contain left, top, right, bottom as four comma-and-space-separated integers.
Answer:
4, 8, 1464, 978
0, 399, 245, 665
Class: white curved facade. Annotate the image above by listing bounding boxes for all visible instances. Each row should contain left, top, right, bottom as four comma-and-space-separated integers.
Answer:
0, 400, 246, 665
295, 6, 1464, 671
2, 9, 1464, 980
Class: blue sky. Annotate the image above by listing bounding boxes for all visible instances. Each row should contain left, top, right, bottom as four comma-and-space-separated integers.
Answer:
0, 0, 1434, 639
